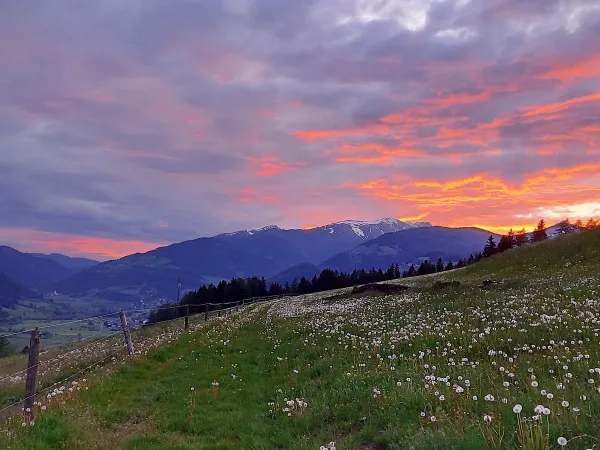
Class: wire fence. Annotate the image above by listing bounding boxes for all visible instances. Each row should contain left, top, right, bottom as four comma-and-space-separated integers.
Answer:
0, 292, 291, 421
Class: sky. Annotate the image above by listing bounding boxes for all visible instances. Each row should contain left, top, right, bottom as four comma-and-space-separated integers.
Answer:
1, 0, 599, 261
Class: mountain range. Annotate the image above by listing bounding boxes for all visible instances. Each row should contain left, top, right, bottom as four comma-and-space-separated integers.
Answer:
28, 253, 99, 270
52, 218, 433, 299
1, 218, 503, 303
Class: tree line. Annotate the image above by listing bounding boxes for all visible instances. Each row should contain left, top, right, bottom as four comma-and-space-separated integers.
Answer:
149, 258, 466, 323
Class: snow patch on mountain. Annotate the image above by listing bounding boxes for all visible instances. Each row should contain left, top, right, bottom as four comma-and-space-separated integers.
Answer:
222, 218, 431, 240
326, 218, 432, 239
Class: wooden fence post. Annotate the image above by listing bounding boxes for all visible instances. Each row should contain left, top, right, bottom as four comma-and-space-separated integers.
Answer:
184, 304, 189, 330
24, 328, 41, 423
204, 303, 208, 322
218, 303, 223, 317
119, 310, 135, 358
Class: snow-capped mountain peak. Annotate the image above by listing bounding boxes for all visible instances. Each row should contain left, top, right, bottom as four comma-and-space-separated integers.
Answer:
221, 219, 431, 240
323, 218, 431, 240
223, 224, 280, 237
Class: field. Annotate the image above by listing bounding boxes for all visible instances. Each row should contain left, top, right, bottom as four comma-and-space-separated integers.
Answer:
1, 229, 600, 449
0, 295, 157, 350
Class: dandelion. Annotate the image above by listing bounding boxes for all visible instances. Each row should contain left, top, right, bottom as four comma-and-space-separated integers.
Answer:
557, 437, 567, 446
512, 404, 522, 414
430, 416, 436, 422
483, 415, 492, 423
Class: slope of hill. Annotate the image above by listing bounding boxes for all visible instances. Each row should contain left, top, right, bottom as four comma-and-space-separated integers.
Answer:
54, 218, 430, 300
321, 226, 499, 272
0, 246, 71, 291
0, 271, 41, 307
3, 229, 600, 449
29, 253, 99, 270
455, 227, 600, 279
267, 262, 321, 285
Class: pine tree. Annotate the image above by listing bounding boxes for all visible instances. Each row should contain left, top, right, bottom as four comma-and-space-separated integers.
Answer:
515, 228, 528, 246
557, 218, 572, 235
586, 218, 599, 230
435, 258, 444, 273
497, 231, 515, 253
483, 235, 497, 257
507, 229, 516, 246
445, 261, 454, 271
531, 219, 548, 242
385, 264, 395, 280
0, 337, 15, 358
297, 276, 312, 295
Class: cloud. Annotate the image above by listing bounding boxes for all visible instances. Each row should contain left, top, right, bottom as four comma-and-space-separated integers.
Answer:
0, 0, 599, 256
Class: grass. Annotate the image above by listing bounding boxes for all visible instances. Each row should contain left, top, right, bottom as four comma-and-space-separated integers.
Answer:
1, 230, 600, 449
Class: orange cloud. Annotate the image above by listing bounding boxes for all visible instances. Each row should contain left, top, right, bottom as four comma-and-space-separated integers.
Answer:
246, 156, 308, 176
346, 162, 600, 231
536, 55, 600, 82
399, 213, 429, 222
293, 123, 391, 141
235, 187, 276, 203
0, 228, 160, 260
522, 91, 600, 117
332, 143, 425, 164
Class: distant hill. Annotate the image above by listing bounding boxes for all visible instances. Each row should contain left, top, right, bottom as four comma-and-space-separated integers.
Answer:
0, 246, 71, 291
53, 218, 431, 300
0, 271, 41, 307
268, 263, 321, 285
29, 253, 99, 270
321, 226, 500, 273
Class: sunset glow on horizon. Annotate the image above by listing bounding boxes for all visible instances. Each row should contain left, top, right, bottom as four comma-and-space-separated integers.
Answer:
1, 1, 599, 259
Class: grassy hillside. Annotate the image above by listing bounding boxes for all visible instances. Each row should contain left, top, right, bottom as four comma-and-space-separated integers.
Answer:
453, 229, 600, 280
1, 230, 600, 449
